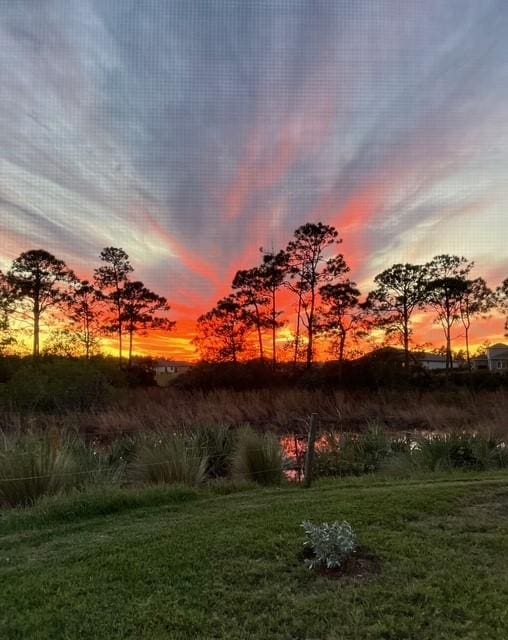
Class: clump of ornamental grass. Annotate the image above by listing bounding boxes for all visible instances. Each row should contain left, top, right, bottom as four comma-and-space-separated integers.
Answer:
231, 426, 284, 486
414, 432, 503, 472
129, 431, 208, 486
193, 425, 235, 479
0, 430, 78, 507
68, 437, 125, 487
314, 423, 410, 478
380, 432, 508, 477
301, 520, 358, 570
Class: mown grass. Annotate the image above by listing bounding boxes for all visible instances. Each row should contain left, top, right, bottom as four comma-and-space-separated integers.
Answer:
1, 472, 508, 639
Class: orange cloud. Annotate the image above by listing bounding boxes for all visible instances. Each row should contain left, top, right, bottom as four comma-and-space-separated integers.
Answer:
309, 181, 387, 272
222, 90, 336, 222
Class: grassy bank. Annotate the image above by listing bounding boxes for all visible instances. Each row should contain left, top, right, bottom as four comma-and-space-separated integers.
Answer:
2, 424, 507, 508
1, 473, 508, 639
2, 387, 507, 437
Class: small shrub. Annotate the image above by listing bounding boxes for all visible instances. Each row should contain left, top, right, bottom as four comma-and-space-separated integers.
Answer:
414, 433, 502, 472
193, 425, 234, 479
107, 435, 138, 467
69, 438, 125, 487
491, 442, 508, 468
231, 427, 284, 485
0, 430, 78, 507
130, 432, 208, 486
301, 520, 358, 570
314, 425, 407, 478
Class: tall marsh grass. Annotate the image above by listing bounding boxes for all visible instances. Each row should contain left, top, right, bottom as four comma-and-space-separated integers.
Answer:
232, 427, 284, 485
0, 431, 77, 507
412, 433, 508, 472
130, 432, 208, 486
193, 425, 234, 479
1, 388, 506, 439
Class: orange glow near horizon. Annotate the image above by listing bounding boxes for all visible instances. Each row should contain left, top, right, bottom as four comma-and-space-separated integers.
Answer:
4, 303, 506, 363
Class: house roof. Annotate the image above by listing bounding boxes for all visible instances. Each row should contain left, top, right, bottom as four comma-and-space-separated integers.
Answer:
155, 360, 192, 367
413, 352, 449, 362
489, 343, 508, 349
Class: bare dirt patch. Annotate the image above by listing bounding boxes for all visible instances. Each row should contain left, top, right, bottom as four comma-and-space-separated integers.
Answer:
298, 545, 381, 581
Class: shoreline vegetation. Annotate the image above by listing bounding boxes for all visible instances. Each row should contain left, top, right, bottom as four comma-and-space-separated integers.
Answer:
1, 374, 507, 508
0, 350, 506, 510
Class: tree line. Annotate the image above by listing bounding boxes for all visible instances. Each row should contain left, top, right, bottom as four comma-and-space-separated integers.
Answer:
193, 222, 508, 371
0, 226, 507, 370
0, 247, 174, 365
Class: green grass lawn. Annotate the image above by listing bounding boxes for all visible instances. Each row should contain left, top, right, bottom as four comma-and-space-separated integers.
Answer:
1, 473, 508, 640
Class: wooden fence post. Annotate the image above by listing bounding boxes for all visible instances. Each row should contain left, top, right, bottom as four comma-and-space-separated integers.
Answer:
303, 413, 318, 488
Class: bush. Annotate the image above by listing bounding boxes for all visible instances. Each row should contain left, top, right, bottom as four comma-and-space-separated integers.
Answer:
314, 424, 409, 478
193, 425, 234, 479
231, 427, 284, 485
313, 432, 365, 478
130, 432, 208, 486
69, 437, 125, 487
174, 362, 294, 392
0, 430, 78, 507
301, 520, 358, 570
0, 360, 116, 412
414, 433, 498, 471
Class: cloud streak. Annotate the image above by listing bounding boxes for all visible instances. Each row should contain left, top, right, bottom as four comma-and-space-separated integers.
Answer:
0, 0, 507, 355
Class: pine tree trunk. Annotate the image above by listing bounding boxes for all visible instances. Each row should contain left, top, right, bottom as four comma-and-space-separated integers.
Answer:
128, 327, 133, 367
272, 287, 277, 367
253, 302, 264, 362
116, 285, 123, 365
306, 289, 315, 369
33, 309, 40, 358
293, 291, 302, 365
403, 324, 410, 372
446, 325, 453, 370
465, 325, 471, 371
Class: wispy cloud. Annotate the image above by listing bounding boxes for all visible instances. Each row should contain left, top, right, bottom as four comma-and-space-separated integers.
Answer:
0, 0, 507, 354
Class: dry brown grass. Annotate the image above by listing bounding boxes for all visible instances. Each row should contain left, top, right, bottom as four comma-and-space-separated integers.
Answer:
1, 387, 506, 440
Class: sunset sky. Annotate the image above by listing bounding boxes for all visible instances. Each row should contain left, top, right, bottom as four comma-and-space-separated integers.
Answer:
1, 0, 507, 359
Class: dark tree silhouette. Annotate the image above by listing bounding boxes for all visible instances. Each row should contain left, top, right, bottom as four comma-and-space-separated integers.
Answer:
497, 278, 508, 336
285, 223, 348, 368
0, 271, 15, 353
319, 280, 362, 367
67, 280, 104, 359
365, 263, 428, 370
93, 247, 133, 362
7, 249, 75, 358
194, 296, 252, 363
259, 249, 288, 366
232, 267, 270, 362
425, 255, 473, 371
459, 277, 495, 369
120, 280, 175, 366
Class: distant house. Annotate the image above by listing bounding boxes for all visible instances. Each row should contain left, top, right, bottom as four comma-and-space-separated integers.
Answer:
486, 344, 508, 372
355, 347, 457, 370
471, 344, 508, 372
412, 352, 454, 370
153, 360, 193, 386
471, 354, 489, 370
